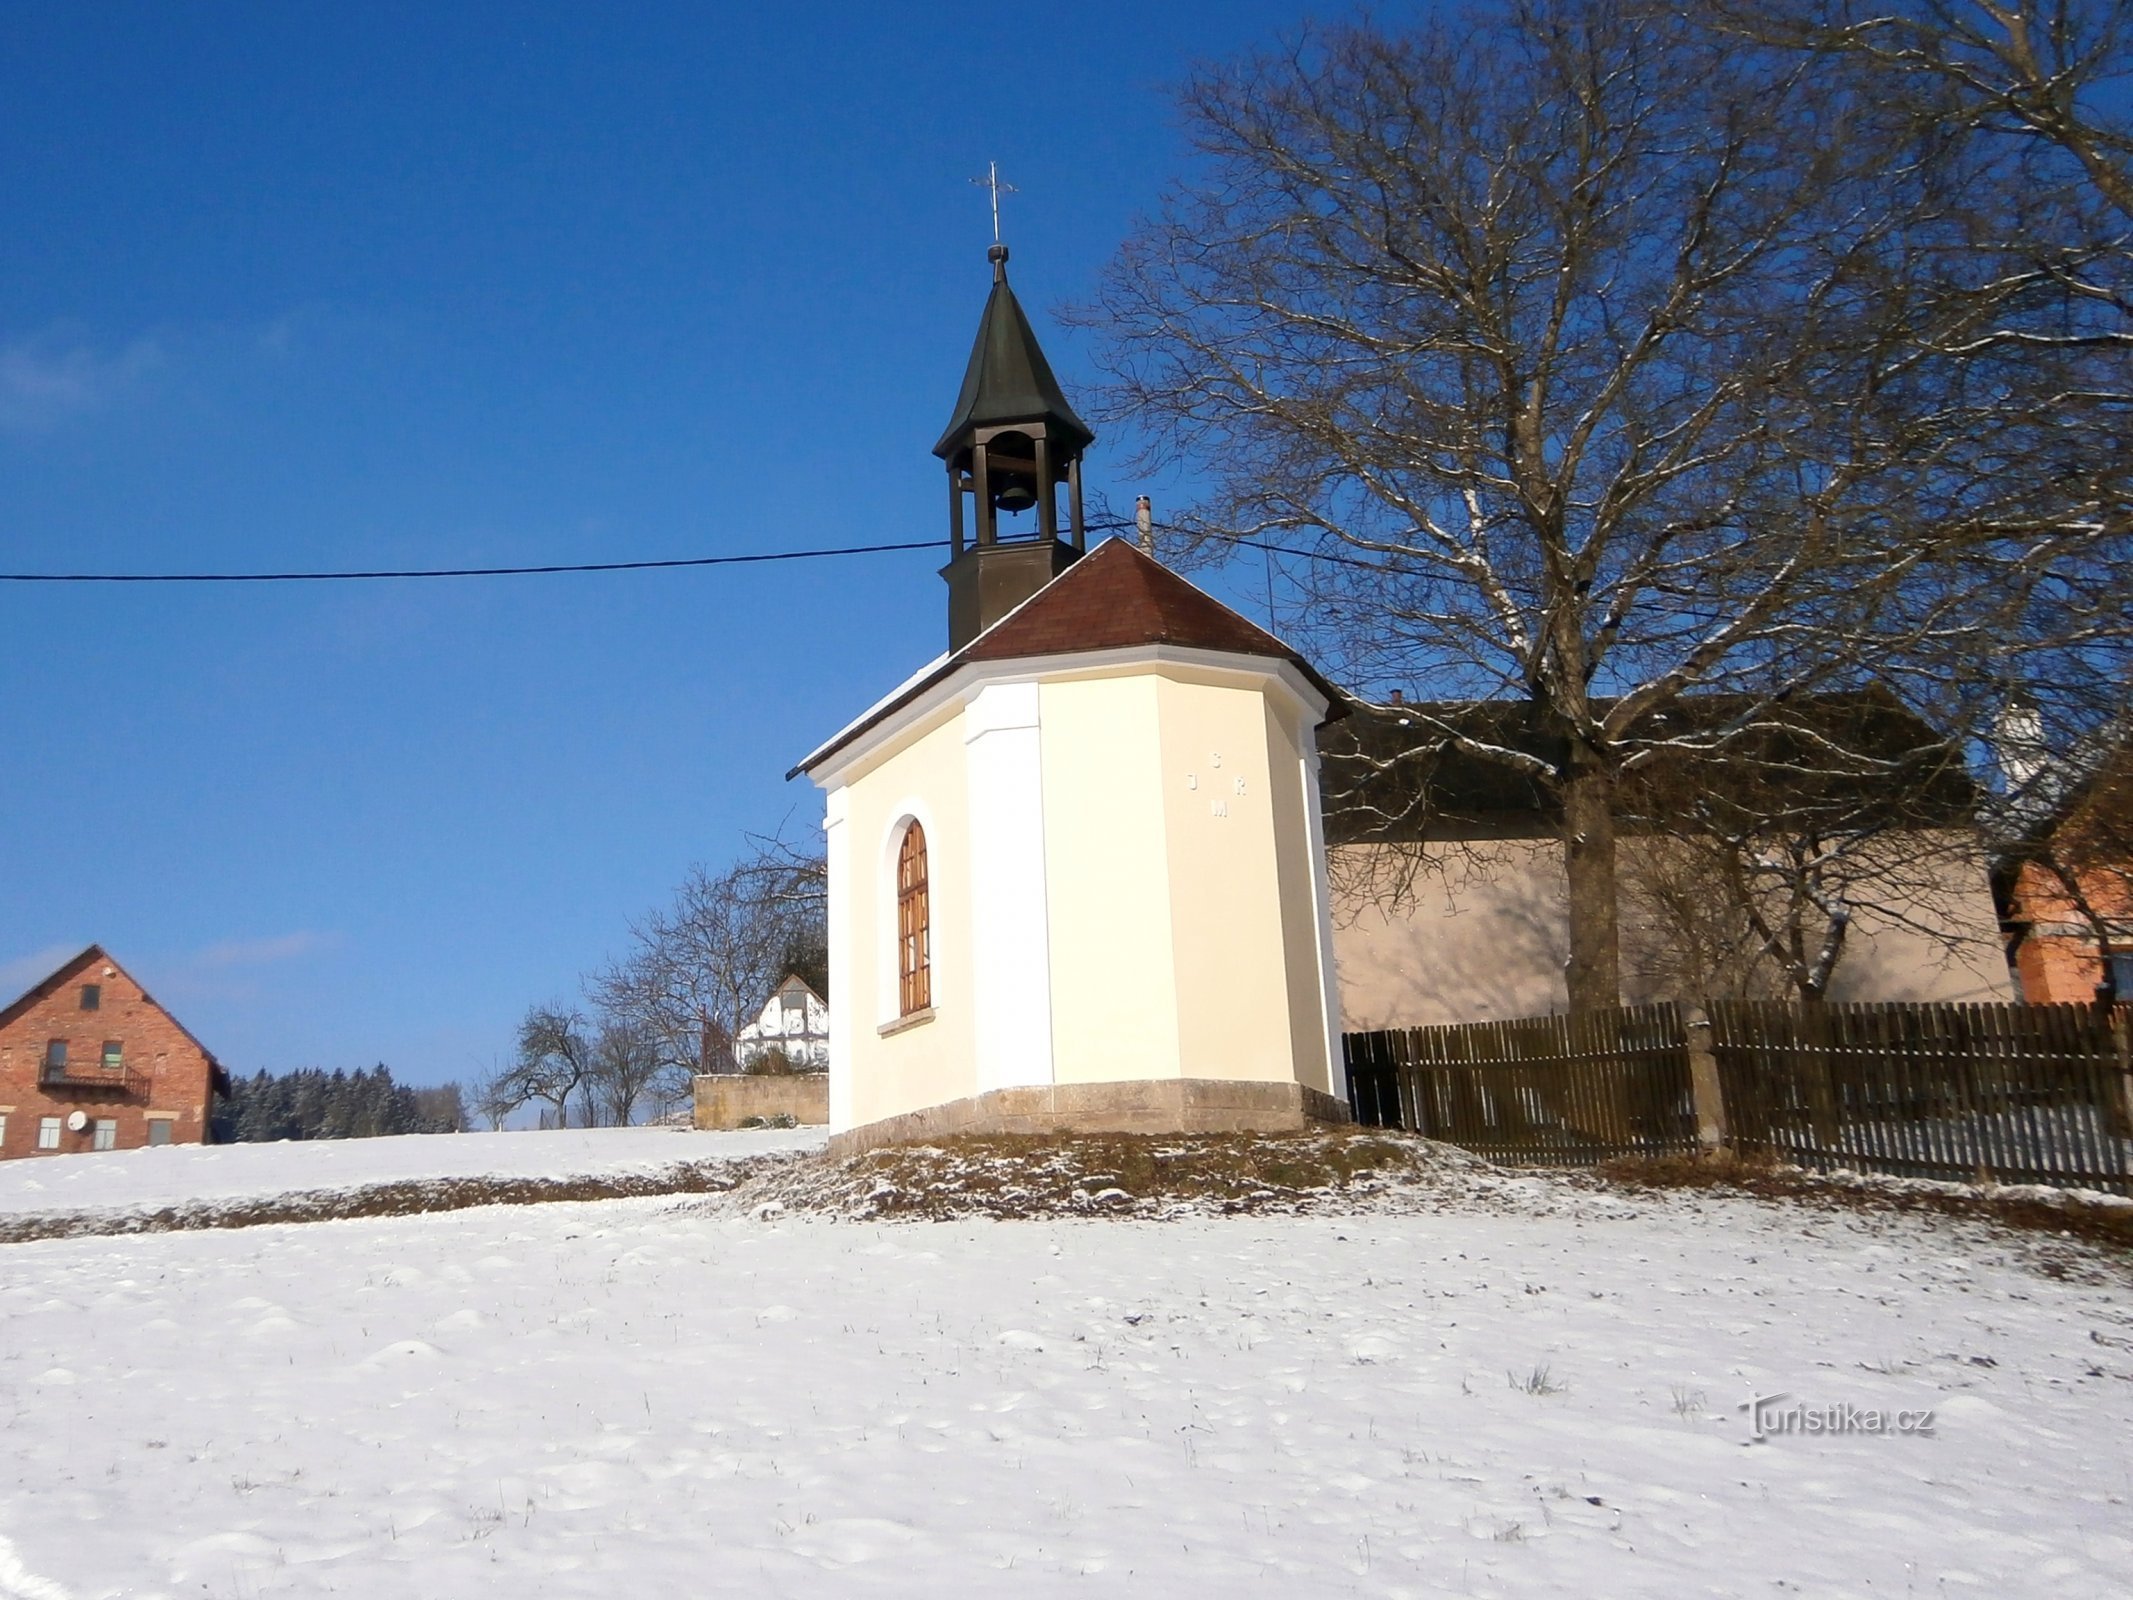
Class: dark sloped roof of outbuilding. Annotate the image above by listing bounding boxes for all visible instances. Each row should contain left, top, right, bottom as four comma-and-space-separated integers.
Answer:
792, 538, 1344, 778
932, 247, 1094, 458
1320, 689, 1976, 844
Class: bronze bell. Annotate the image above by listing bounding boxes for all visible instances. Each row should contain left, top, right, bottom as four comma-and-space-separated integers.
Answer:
994, 479, 1038, 514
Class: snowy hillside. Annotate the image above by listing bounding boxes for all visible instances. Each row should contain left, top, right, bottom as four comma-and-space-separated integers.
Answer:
1, 1133, 2129, 1597
0, 1126, 823, 1227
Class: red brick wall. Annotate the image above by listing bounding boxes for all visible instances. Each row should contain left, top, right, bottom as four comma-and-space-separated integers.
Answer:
0, 954, 218, 1160
2007, 858, 2133, 1003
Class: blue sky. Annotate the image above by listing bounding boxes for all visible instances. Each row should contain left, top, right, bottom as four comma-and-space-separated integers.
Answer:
0, 1, 1355, 1086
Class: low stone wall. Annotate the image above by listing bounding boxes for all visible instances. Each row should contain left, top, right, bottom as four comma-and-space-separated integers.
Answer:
826, 1078, 1350, 1158
693, 1073, 830, 1131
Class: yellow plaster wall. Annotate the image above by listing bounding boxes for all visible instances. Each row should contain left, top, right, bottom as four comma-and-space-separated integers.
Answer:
835, 707, 980, 1128
1039, 675, 1183, 1083
1154, 676, 1315, 1085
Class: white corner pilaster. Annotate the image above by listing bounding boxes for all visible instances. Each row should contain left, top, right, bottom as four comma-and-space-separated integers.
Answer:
822, 785, 855, 1132
963, 681, 1055, 1091
1300, 733, 1347, 1107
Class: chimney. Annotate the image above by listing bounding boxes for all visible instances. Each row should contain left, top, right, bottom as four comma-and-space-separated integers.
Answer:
1135, 495, 1153, 553
1388, 689, 1404, 705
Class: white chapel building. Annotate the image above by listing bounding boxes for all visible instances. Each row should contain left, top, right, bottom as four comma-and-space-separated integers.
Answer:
795, 244, 1352, 1151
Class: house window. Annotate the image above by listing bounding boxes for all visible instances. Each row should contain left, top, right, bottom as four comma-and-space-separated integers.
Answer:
92, 1120, 117, 1152
896, 821, 931, 1015
37, 1117, 60, 1151
80, 983, 101, 1010
0, 1114, 7, 1149
44, 1040, 66, 1071
102, 1040, 124, 1071
2109, 951, 2133, 1000
146, 1119, 172, 1147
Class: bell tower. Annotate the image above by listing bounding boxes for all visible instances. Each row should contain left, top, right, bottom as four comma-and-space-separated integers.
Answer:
934, 243, 1095, 651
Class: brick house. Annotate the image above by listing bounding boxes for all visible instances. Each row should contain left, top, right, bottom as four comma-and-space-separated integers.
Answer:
0, 945, 228, 1159
1997, 741, 2133, 1005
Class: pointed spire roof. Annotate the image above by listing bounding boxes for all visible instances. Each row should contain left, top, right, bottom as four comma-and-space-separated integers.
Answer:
932, 245, 1094, 459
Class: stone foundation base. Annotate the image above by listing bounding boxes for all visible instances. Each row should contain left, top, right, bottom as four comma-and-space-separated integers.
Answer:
826, 1078, 1351, 1158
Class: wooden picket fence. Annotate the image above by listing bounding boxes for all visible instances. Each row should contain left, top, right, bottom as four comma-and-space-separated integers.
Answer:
1706, 1001, 2133, 1192
1345, 1000, 2133, 1193
1343, 1002, 1703, 1166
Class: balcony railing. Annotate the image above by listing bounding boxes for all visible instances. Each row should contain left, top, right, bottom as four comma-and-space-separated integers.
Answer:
38, 1060, 138, 1092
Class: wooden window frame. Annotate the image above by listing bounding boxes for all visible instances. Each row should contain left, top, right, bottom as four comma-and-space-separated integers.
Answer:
896, 821, 931, 1016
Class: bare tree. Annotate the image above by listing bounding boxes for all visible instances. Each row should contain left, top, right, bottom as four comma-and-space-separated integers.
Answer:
470, 1061, 520, 1132
587, 1019, 670, 1127
1078, 3, 2131, 1011
1615, 698, 1989, 1001
503, 1004, 594, 1129
589, 835, 827, 1082
410, 1082, 468, 1134
1730, 0, 2133, 229
1713, 1, 2133, 796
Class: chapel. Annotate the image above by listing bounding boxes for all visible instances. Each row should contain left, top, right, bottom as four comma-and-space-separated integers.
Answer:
795, 244, 1352, 1152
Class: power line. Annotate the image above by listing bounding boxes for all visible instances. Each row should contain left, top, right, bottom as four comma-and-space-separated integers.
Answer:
0, 516, 1410, 586
0, 538, 952, 584
0, 515, 1154, 584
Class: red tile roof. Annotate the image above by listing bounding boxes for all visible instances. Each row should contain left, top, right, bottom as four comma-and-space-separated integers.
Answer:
965, 538, 1308, 669
794, 538, 1342, 778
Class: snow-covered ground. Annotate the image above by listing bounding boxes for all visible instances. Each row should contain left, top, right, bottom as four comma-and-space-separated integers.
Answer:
2, 1134, 2130, 1597
0, 1127, 823, 1222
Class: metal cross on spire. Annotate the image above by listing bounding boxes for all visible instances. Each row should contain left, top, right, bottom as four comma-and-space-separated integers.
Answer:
969, 160, 1017, 244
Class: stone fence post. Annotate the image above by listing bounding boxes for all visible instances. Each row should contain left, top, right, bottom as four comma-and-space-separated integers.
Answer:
1681, 1003, 1729, 1152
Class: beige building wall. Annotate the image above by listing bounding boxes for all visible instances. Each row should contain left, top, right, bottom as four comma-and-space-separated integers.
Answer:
1333, 836, 1571, 1029
1332, 829, 2012, 1030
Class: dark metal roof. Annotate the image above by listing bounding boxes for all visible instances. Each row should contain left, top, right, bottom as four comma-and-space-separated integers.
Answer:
1320, 690, 1977, 845
932, 246, 1094, 459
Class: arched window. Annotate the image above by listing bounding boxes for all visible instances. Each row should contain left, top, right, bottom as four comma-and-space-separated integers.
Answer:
896, 821, 931, 1015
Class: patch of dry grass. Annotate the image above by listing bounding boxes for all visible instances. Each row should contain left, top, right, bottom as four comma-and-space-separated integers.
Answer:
721, 1128, 1523, 1221
1594, 1151, 2133, 1261
0, 1157, 804, 1245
